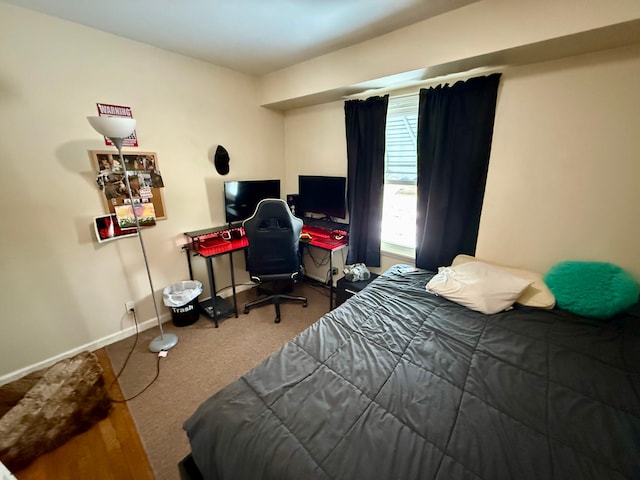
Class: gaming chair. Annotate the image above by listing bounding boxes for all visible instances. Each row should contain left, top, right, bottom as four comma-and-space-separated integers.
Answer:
242, 199, 308, 323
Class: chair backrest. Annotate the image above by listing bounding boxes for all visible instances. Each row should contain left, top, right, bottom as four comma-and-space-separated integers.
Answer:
243, 198, 303, 279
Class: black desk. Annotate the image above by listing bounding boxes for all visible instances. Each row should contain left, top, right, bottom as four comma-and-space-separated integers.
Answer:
183, 224, 348, 326
183, 226, 247, 327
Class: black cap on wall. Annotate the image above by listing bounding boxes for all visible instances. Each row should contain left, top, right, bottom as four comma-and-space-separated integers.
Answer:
214, 145, 230, 175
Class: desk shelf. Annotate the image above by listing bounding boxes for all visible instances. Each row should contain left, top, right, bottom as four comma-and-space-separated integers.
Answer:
200, 296, 235, 320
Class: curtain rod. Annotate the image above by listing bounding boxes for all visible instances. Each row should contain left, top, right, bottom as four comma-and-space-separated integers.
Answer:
344, 65, 506, 100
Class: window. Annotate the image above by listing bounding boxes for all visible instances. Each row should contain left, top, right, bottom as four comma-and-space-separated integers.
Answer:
381, 94, 418, 254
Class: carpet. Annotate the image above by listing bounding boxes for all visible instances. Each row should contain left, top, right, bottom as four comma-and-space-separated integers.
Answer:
106, 282, 330, 480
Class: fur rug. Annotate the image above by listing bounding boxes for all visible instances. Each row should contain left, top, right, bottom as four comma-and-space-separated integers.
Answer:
0, 351, 112, 471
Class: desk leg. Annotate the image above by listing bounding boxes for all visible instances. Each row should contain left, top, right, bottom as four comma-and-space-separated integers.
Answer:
184, 247, 194, 280
229, 252, 238, 318
329, 250, 334, 310
206, 257, 219, 328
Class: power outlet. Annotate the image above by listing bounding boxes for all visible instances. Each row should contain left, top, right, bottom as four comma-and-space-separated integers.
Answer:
331, 267, 339, 275
125, 301, 135, 314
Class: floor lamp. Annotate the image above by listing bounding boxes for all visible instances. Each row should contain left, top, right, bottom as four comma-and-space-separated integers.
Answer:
87, 116, 178, 353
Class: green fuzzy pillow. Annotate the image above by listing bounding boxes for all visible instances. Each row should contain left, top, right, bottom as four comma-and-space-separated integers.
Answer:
544, 261, 639, 319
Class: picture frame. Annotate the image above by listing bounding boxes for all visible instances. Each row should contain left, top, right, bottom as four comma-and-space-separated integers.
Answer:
93, 214, 138, 243
114, 203, 156, 228
90, 150, 167, 220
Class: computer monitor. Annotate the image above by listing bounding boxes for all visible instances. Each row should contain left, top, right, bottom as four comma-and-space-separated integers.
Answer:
224, 179, 281, 223
298, 175, 347, 219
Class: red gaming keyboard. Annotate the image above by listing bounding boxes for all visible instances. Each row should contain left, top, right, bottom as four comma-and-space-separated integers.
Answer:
193, 235, 248, 256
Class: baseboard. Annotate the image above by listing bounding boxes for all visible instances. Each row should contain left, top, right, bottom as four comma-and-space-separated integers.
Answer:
0, 287, 252, 387
0, 313, 171, 387
305, 273, 326, 283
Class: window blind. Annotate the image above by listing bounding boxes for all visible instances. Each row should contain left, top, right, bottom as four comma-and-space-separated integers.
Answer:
385, 94, 418, 184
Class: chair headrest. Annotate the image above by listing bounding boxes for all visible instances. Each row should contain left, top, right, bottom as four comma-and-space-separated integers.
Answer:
243, 198, 297, 227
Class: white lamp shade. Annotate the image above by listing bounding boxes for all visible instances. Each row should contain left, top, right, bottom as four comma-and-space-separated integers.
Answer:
87, 116, 136, 139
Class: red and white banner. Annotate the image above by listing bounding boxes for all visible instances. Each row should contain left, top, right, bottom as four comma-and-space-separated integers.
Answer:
96, 103, 138, 147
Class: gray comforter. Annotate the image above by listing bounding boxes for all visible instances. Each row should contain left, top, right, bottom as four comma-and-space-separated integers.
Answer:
184, 265, 640, 480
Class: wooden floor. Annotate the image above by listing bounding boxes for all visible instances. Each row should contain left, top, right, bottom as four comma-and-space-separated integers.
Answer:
14, 349, 155, 480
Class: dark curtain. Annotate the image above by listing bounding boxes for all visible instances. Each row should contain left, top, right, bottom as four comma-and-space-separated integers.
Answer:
415, 73, 501, 271
344, 95, 388, 266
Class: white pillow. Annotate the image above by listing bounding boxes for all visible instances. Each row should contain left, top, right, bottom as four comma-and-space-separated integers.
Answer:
452, 254, 556, 309
426, 261, 533, 314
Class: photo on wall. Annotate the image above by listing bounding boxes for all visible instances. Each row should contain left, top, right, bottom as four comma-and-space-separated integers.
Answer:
93, 214, 138, 243
114, 203, 156, 229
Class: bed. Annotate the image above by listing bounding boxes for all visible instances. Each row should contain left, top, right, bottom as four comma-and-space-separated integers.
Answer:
182, 264, 640, 480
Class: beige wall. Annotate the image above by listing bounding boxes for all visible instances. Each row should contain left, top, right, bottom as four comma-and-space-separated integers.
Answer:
284, 43, 640, 281
0, 4, 284, 379
478, 43, 640, 279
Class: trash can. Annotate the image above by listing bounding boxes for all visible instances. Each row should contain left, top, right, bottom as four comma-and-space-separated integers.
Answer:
163, 280, 203, 327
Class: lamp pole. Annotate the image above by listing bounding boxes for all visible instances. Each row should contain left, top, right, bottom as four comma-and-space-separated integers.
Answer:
111, 137, 178, 353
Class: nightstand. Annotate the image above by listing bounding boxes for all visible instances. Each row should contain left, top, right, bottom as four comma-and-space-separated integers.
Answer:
335, 273, 380, 307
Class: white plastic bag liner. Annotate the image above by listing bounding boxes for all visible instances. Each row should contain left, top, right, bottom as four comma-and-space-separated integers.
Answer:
163, 280, 203, 307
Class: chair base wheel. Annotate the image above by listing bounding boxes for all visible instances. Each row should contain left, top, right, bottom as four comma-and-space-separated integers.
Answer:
242, 291, 307, 323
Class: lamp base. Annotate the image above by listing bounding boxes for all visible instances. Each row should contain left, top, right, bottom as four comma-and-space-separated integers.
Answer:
149, 333, 179, 353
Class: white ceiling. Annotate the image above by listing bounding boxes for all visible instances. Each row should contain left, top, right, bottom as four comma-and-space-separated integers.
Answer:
4, 0, 478, 75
